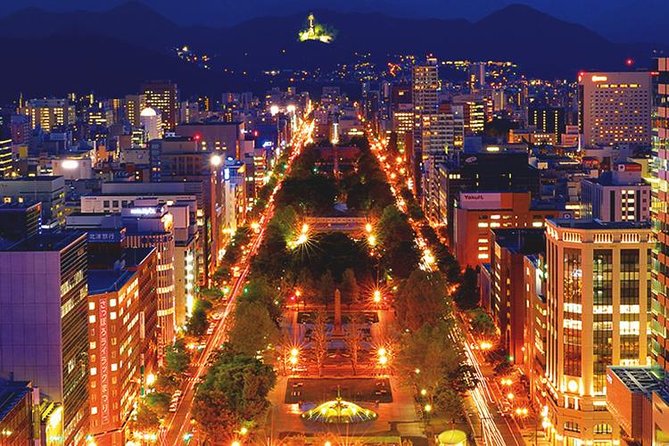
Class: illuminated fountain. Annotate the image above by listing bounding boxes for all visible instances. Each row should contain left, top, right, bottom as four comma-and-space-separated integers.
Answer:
301, 393, 378, 424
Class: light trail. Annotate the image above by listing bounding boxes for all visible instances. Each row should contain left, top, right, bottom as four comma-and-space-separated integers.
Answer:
364, 124, 510, 446
159, 118, 314, 446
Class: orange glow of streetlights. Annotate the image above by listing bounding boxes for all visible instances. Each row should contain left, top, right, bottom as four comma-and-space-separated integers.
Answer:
372, 289, 382, 304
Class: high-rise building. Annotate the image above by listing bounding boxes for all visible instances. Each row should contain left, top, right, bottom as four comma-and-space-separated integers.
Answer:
578, 71, 652, 147
23, 98, 75, 132
599, 57, 669, 446
87, 247, 157, 445
543, 219, 652, 445
529, 106, 567, 144
0, 176, 66, 228
412, 57, 440, 195
437, 149, 541, 244
581, 162, 651, 222
490, 228, 545, 366
452, 96, 485, 135
420, 106, 464, 221
141, 81, 179, 131
0, 379, 40, 445
0, 138, 12, 179
0, 201, 41, 241
453, 191, 565, 267
124, 94, 146, 127
139, 107, 163, 142
175, 122, 244, 159
121, 201, 176, 353
0, 231, 90, 446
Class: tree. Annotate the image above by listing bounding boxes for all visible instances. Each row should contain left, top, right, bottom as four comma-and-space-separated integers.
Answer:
193, 389, 240, 444
340, 268, 360, 305
393, 270, 449, 332
396, 321, 456, 393
344, 314, 364, 375
454, 267, 479, 310
155, 374, 179, 394
144, 392, 171, 417
228, 300, 280, 357
469, 308, 496, 338
132, 402, 160, 434
433, 387, 465, 426
186, 305, 209, 337
240, 275, 282, 323
378, 206, 414, 252
318, 271, 336, 308
194, 346, 276, 443
200, 287, 225, 301
312, 309, 328, 376
164, 339, 190, 376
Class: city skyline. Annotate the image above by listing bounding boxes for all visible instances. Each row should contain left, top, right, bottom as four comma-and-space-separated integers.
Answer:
0, 2, 667, 446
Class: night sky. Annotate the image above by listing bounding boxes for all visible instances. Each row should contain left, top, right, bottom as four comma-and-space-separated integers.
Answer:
0, 0, 665, 43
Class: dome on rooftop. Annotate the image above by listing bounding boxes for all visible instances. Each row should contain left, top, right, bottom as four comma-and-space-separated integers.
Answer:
140, 107, 157, 117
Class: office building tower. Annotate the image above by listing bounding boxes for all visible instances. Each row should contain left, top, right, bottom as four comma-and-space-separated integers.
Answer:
175, 122, 244, 159
0, 380, 39, 445
9, 115, 30, 146
543, 219, 652, 445
578, 72, 652, 147
87, 247, 157, 444
142, 81, 179, 131
0, 138, 12, 179
121, 201, 176, 353
529, 106, 567, 144
24, 98, 75, 132
0, 201, 41, 241
437, 149, 541, 244
453, 191, 564, 267
412, 57, 440, 195
421, 106, 464, 221
653, 57, 669, 371
0, 231, 89, 446
452, 96, 485, 135
468, 62, 486, 91
124, 94, 146, 127
490, 229, 545, 366
602, 57, 669, 446
581, 163, 651, 222
0, 176, 65, 228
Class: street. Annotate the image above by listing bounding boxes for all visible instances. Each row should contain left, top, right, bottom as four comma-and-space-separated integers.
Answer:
364, 124, 526, 446
159, 119, 314, 446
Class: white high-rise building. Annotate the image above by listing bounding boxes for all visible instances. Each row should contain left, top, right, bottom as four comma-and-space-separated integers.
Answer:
140, 107, 163, 142
578, 71, 652, 147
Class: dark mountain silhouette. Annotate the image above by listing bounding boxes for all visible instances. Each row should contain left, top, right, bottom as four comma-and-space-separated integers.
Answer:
0, 2, 661, 101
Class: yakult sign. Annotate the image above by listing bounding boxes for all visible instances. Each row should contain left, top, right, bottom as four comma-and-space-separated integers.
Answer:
459, 192, 502, 210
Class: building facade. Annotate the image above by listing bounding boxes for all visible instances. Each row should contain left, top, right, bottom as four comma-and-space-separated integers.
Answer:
543, 219, 652, 446
0, 232, 90, 446
578, 71, 652, 147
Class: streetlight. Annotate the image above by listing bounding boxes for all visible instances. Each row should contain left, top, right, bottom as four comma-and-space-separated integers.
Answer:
424, 404, 432, 413
372, 289, 382, 304
210, 154, 222, 167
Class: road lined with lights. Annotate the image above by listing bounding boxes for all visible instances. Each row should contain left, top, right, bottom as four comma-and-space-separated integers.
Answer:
364, 123, 525, 446
159, 118, 314, 446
